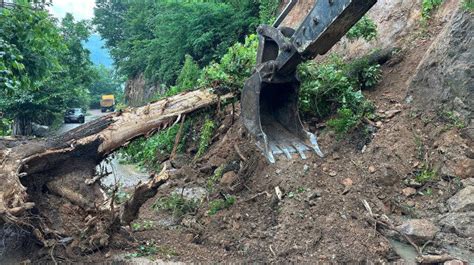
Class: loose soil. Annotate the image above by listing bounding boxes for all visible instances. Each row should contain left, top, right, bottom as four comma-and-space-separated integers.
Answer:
93, 13, 471, 263
2, 1, 472, 264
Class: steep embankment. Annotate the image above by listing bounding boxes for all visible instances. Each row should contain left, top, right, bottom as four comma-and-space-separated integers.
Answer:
124, 73, 163, 107
117, 0, 472, 263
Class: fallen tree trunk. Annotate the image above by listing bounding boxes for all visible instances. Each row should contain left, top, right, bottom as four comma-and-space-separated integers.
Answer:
0, 89, 233, 252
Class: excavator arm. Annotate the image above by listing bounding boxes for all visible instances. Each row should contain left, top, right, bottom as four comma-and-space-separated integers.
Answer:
241, 0, 377, 163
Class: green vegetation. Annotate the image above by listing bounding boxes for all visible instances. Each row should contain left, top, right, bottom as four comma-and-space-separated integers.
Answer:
415, 167, 437, 184
298, 55, 380, 137
441, 110, 465, 129
152, 193, 199, 218
208, 195, 236, 215
0, 117, 12, 136
93, 1, 264, 86
462, 0, 474, 11
421, 0, 443, 20
120, 120, 190, 170
199, 34, 258, 91
195, 119, 216, 158
207, 165, 225, 192
88, 65, 124, 108
327, 108, 362, 136
346, 16, 378, 42
0, 4, 120, 135
126, 240, 177, 259
131, 220, 154, 231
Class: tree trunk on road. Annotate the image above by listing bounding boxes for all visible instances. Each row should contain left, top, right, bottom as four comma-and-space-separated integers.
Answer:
0, 89, 233, 252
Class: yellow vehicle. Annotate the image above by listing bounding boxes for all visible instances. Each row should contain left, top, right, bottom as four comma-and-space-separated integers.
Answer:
100, 95, 115, 112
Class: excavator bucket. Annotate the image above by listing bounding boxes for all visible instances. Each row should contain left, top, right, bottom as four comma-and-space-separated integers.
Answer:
241, 72, 323, 163
241, 0, 377, 163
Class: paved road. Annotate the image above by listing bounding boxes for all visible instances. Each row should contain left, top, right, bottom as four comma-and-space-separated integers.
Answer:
56, 109, 107, 135
56, 109, 149, 188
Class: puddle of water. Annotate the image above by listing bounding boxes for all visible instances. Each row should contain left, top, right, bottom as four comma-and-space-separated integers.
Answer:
388, 239, 418, 264
97, 154, 150, 188
444, 245, 474, 264
389, 239, 474, 264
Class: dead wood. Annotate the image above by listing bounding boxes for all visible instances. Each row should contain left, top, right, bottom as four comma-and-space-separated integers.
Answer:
0, 89, 233, 251
120, 167, 169, 225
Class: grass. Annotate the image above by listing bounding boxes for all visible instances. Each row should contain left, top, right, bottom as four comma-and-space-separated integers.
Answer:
152, 193, 199, 218
207, 165, 224, 192
462, 0, 474, 11
208, 195, 235, 215
195, 119, 216, 158
415, 167, 437, 184
440, 110, 465, 129
119, 120, 190, 171
421, 0, 443, 21
126, 241, 177, 259
131, 220, 154, 231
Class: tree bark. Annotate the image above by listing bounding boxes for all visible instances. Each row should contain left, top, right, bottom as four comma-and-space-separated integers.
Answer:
0, 89, 233, 250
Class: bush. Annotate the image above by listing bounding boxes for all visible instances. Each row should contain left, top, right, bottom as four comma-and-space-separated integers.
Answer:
0, 117, 12, 136
462, 0, 474, 11
298, 55, 380, 137
208, 195, 235, 215
120, 120, 190, 170
175, 54, 201, 92
152, 193, 199, 218
422, 0, 443, 20
346, 16, 377, 42
195, 119, 216, 158
198, 34, 258, 90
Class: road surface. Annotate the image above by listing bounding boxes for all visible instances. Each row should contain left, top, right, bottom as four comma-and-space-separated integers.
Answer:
56, 109, 150, 188
56, 109, 106, 135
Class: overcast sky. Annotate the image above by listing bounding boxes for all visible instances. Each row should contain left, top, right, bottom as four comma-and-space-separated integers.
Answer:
47, 0, 96, 21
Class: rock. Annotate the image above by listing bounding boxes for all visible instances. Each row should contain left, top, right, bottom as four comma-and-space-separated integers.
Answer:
368, 166, 376, 173
402, 187, 417, 197
31, 122, 49, 137
454, 158, 474, 179
341, 178, 353, 187
447, 186, 474, 212
307, 189, 322, 200
303, 164, 309, 172
161, 160, 174, 170
329, 171, 337, 177
444, 260, 465, 265
376, 121, 383, 127
332, 153, 341, 160
397, 219, 440, 244
171, 154, 191, 169
384, 109, 401, 119
461, 178, 474, 187
276, 169, 282, 174
220, 171, 238, 186
439, 212, 474, 238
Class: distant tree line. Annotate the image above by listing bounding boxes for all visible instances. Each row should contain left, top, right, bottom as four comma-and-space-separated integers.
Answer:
93, 0, 279, 87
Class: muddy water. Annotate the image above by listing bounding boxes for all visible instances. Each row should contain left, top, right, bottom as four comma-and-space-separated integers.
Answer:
98, 154, 150, 188
56, 109, 151, 188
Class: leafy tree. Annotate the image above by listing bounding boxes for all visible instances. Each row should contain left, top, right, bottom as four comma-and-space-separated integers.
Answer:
0, 5, 99, 135
94, 1, 261, 86
175, 55, 201, 92
89, 65, 124, 108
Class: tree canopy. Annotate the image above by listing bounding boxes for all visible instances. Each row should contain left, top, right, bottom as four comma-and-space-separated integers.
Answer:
0, 3, 111, 135
93, 1, 269, 86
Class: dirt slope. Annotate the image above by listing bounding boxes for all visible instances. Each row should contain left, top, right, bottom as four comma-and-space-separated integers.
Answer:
102, 1, 472, 263
5, 1, 471, 263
